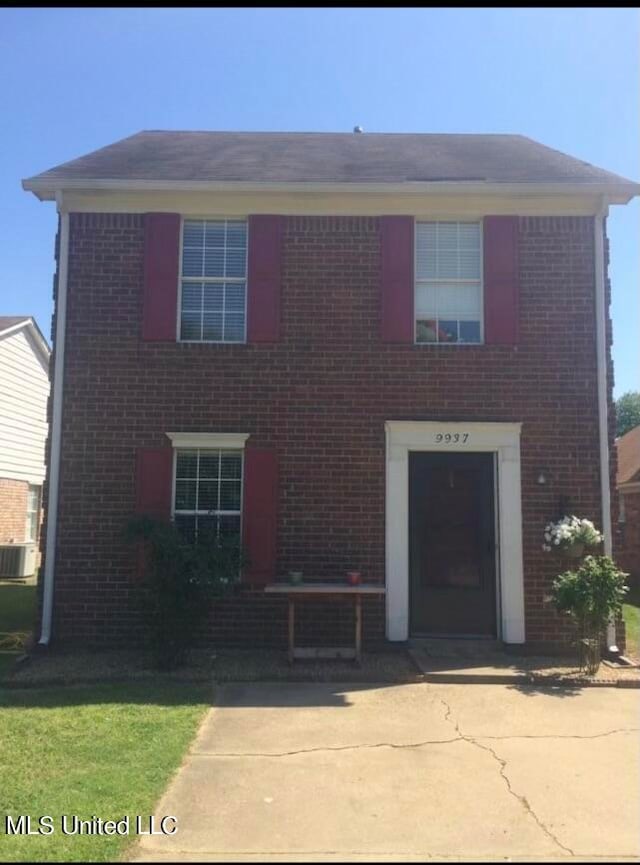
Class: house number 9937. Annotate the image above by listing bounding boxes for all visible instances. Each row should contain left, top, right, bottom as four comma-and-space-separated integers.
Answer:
435, 433, 469, 443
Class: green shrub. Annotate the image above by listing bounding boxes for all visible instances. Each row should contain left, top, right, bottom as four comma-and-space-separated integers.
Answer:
550, 555, 628, 673
126, 516, 245, 670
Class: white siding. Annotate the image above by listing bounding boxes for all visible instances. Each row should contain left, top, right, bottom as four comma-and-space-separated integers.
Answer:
0, 328, 49, 484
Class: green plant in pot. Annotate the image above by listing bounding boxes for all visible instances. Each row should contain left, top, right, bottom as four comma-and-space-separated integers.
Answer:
126, 515, 245, 670
549, 555, 628, 675
543, 515, 603, 558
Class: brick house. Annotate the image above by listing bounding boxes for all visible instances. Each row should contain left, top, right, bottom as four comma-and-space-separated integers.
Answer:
0, 316, 50, 578
23, 131, 639, 652
617, 425, 640, 586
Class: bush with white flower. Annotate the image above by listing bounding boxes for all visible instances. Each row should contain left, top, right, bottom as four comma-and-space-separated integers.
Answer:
543, 515, 603, 553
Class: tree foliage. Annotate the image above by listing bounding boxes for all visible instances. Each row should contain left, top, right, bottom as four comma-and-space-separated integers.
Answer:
616, 391, 640, 437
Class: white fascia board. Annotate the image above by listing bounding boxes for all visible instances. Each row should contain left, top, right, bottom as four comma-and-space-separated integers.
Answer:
21, 177, 640, 204
166, 432, 249, 449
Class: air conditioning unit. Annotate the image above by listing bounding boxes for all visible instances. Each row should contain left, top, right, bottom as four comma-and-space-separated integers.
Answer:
0, 543, 37, 578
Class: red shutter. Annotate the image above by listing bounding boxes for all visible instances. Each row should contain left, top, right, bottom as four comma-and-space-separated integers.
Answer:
483, 216, 519, 345
380, 216, 414, 343
242, 448, 278, 584
247, 215, 284, 342
135, 447, 173, 521
142, 213, 181, 341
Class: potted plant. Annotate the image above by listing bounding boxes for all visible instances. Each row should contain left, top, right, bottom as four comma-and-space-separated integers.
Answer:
549, 555, 628, 674
543, 515, 603, 558
345, 570, 362, 586
288, 570, 304, 585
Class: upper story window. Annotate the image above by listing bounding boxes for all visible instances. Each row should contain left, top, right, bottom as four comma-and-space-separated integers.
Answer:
180, 219, 247, 343
415, 221, 482, 344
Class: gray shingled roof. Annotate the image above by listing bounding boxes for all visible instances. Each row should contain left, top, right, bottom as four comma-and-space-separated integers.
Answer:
0, 315, 31, 333
23, 131, 639, 191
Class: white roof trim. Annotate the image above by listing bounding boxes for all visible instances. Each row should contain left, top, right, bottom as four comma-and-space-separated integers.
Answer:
166, 432, 249, 449
22, 177, 640, 204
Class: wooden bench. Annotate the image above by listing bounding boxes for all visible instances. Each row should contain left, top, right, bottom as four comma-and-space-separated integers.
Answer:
264, 582, 386, 664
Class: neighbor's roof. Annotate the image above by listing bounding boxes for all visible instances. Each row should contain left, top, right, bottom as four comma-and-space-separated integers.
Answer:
22, 131, 640, 200
0, 315, 31, 333
0, 315, 50, 363
617, 426, 640, 487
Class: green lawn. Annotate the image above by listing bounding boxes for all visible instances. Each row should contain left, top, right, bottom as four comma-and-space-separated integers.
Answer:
0, 682, 210, 862
623, 581, 640, 660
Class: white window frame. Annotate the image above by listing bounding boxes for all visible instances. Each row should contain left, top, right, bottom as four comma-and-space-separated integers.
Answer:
177, 217, 249, 345
167, 432, 249, 539
26, 484, 41, 543
414, 219, 484, 346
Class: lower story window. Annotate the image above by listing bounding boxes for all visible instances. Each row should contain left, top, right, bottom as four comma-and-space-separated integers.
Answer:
173, 449, 242, 542
26, 485, 41, 543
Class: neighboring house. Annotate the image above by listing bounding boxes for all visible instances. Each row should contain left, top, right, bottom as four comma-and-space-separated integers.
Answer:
0, 316, 50, 577
22, 131, 639, 651
617, 425, 640, 585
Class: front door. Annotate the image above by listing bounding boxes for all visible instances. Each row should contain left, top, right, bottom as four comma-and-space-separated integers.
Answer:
409, 452, 497, 637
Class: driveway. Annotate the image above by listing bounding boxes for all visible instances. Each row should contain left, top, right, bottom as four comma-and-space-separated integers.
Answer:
132, 681, 639, 862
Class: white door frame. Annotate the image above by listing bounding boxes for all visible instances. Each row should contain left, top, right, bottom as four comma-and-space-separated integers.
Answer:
385, 421, 525, 645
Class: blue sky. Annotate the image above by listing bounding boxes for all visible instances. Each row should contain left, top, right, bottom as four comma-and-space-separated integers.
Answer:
1, 8, 637, 395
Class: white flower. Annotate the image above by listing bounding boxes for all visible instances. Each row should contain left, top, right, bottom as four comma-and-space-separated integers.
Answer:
542, 514, 603, 552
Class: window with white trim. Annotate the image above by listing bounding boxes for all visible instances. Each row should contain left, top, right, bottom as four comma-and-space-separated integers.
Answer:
173, 449, 243, 542
415, 221, 483, 344
26, 485, 41, 543
180, 219, 247, 343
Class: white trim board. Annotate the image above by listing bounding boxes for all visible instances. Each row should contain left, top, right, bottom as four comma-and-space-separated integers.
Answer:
22, 177, 639, 205
385, 420, 525, 645
166, 432, 249, 449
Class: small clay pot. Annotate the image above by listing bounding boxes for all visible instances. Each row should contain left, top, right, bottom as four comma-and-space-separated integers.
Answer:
346, 570, 362, 586
288, 570, 304, 585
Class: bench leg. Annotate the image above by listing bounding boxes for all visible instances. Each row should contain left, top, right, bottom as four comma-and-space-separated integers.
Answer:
288, 597, 295, 665
355, 595, 362, 664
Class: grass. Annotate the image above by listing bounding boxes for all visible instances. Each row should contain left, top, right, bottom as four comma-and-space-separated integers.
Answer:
0, 682, 211, 862
623, 581, 640, 659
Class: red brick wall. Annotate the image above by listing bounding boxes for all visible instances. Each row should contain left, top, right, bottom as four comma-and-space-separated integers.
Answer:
619, 490, 640, 586
48, 212, 615, 649
0, 478, 28, 543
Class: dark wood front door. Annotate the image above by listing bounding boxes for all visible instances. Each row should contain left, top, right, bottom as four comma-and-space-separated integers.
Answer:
409, 452, 497, 637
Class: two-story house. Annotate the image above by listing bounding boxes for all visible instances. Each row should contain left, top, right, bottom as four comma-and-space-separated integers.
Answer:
23, 131, 639, 652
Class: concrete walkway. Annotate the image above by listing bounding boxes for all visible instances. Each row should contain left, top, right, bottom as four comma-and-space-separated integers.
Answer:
132, 681, 640, 862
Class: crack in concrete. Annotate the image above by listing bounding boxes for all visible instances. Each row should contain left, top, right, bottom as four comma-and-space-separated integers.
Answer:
197, 737, 464, 757
477, 728, 638, 741
197, 725, 638, 759
438, 697, 576, 857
